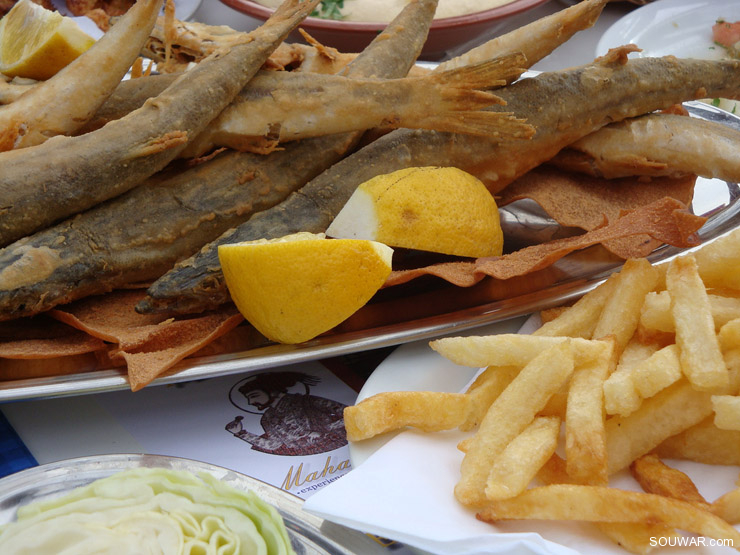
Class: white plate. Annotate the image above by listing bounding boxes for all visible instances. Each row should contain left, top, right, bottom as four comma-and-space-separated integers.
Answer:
349, 315, 531, 467
596, 0, 739, 59
597, 0, 740, 115
0, 454, 387, 554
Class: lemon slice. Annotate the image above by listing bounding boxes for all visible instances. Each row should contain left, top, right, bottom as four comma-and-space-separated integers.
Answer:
218, 232, 393, 344
0, 0, 95, 80
326, 166, 504, 259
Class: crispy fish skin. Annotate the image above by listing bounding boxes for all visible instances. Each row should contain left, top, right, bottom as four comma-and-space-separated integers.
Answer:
141, 54, 740, 315
0, 146, 356, 320
0, 0, 320, 249
182, 56, 530, 156
79, 55, 530, 151
143, 17, 251, 70
0, 0, 439, 321
79, 73, 180, 133
0, 0, 163, 151
0, 75, 36, 105
549, 111, 740, 182
464, 54, 740, 191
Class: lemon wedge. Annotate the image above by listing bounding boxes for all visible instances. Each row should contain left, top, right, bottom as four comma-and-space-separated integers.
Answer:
0, 0, 95, 80
218, 232, 393, 344
326, 166, 504, 259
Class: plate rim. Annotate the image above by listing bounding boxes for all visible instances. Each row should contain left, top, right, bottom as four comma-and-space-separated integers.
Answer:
595, 0, 739, 57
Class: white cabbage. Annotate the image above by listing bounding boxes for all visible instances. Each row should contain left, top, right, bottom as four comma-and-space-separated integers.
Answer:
0, 467, 294, 555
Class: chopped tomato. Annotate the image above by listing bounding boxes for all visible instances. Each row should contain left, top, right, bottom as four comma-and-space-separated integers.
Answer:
712, 19, 740, 49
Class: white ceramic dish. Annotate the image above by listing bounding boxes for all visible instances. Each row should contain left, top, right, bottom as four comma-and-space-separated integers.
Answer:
349, 315, 531, 467
597, 0, 739, 115
218, 0, 549, 60
596, 0, 739, 59
0, 454, 387, 554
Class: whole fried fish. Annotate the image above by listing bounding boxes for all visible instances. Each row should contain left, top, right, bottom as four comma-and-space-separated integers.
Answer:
0, 0, 320, 248
140, 51, 740, 316
81, 56, 531, 156
550, 111, 740, 182
0, 0, 162, 151
435, 0, 608, 73
0, 0, 441, 321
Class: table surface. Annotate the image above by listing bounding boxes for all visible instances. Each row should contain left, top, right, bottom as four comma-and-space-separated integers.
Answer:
0, 0, 640, 531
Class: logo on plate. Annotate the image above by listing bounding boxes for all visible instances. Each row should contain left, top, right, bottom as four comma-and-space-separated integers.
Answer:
225, 371, 348, 456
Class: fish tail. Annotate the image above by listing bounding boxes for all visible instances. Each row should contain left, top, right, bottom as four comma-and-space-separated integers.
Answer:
429, 53, 528, 90
439, 88, 507, 109
413, 54, 531, 117
415, 112, 535, 139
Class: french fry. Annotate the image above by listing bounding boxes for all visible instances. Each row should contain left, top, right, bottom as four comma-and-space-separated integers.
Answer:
485, 416, 560, 500
617, 338, 662, 370
536, 454, 679, 554
711, 395, 740, 431
605, 379, 714, 474
633, 324, 675, 348
712, 487, 740, 525
538, 382, 568, 419
603, 369, 642, 417
430, 334, 605, 368
630, 454, 709, 507
591, 258, 659, 353
455, 341, 575, 508
723, 349, 740, 393
653, 416, 740, 466
630, 344, 682, 399
345, 230, 740, 553
461, 365, 519, 431
343, 391, 471, 442
476, 484, 740, 548
457, 436, 473, 453
565, 337, 614, 485
667, 255, 729, 392
533, 277, 616, 338
603, 339, 659, 417
693, 229, 740, 290
538, 305, 569, 324
720, 318, 740, 354
536, 452, 570, 485
640, 290, 740, 334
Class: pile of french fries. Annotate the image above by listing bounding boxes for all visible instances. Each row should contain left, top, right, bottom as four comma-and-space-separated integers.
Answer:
344, 228, 740, 553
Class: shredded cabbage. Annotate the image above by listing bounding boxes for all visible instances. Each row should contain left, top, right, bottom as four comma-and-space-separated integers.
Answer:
0, 467, 295, 555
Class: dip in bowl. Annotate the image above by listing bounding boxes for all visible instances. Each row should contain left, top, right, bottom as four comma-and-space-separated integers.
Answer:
218, 0, 549, 59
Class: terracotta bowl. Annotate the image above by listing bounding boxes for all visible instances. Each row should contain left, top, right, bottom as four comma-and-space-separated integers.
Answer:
218, 0, 550, 60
